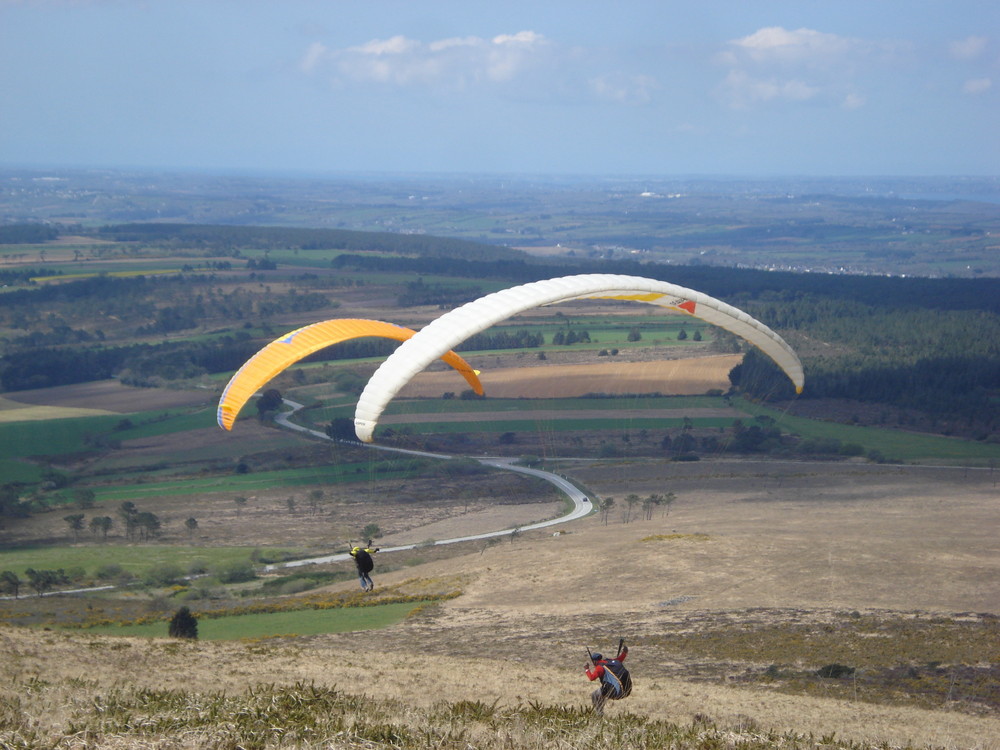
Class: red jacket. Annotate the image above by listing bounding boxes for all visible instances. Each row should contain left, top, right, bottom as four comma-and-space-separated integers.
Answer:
586, 646, 627, 682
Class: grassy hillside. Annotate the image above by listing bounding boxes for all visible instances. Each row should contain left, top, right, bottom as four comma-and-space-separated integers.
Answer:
2, 458, 999, 748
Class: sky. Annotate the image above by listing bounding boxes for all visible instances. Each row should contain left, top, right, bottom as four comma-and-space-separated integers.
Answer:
1, 0, 997, 177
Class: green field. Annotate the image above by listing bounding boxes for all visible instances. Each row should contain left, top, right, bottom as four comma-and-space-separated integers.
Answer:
80, 600, 424, 640
309, 393, 1000, 463
740, 399, 1000, 463
374, 416, 736, 437
0, 407, 211, 458
0, 544, 304, 579
312, 395, 732, 422
86, 457, 429, 502
0, 456, 44, 483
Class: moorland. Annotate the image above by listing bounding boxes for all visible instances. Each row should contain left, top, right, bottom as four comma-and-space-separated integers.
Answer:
0, 170, 999, 749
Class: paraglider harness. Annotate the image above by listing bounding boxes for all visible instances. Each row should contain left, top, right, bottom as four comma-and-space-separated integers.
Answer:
350, 540, 378, 573
587, 638, 632, 700
352, 548, 374, 573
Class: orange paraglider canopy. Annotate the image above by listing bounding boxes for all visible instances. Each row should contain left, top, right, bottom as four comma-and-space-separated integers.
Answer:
217, 318, 483, 430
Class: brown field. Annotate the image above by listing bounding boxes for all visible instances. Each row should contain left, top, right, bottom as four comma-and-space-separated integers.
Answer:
0, 398, 118, 422
400, 353, 742, 398
0, 382, 214, 422
1, 379, 215, 412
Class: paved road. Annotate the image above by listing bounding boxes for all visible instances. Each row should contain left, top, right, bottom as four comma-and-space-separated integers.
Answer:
264, 400, 593, 571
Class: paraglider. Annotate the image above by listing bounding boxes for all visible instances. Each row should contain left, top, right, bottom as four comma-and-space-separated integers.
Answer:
349, 541, 379, 592
586, 639, 632, 715
354, 274, 804, 442
217, 318, 484, 430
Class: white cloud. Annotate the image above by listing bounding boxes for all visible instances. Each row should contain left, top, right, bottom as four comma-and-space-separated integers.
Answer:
301, 30, 550, 90
350, 35, 420, 56
730, 26, 854, 64
428, 36, 481, 53
841, 92, 865, 110
589, 73, 658, 104
719, 69, 819, 108
950, 35, 988, 60
717, 26, 876, 109
962, 77, 992, 95
299, 42, 328, 74
493, 31, 545, 46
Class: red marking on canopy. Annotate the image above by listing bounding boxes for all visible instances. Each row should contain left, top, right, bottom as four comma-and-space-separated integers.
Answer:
678, 300, 697, 314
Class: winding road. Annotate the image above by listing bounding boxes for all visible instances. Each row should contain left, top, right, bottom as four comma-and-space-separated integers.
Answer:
1, 401, 593, 599
265, 400, 593, 571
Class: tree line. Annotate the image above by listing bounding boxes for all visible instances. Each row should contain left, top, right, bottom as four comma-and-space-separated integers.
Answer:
334, 251, 1000, 315
0, 335, 262, 391
0, 223, 59, 244
94, 223, 526, 262
3, 222, 998, 437
0, 274, 331, 336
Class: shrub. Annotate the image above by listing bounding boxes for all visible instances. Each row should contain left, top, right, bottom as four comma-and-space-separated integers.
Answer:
817, 663, 855, 679
210, 560, 256, 584
598, 443, 622, 458
95, 563, 124, 581
143, 564, 186, 587
838, 442, 865, 457
167, 606, 198, 639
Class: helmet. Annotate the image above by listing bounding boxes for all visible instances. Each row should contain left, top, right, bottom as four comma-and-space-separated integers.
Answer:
591, 653, 603, 662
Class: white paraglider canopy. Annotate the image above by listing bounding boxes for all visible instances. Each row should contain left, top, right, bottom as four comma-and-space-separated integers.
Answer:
354, 274, 804, 443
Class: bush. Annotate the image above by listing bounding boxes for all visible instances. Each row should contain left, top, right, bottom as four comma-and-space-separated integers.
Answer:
143, 564, 185, 587
167, 606, 198, 639
817, 663, 855, 679
210, 560, 256, 584
598, 443, 622, 458
95, 563, 125, 581
797, 437, 842, 455
187, 559, 210, 575
434, 458, 488, 477
838, 442, 865, 457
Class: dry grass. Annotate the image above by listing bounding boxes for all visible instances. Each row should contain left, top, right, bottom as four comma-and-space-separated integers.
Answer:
2, 612, 998, 749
